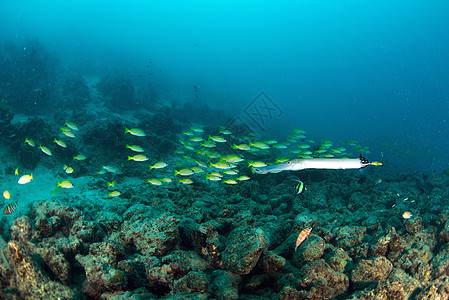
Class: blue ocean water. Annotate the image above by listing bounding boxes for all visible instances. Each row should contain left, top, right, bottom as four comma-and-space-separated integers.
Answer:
1, 0, 448, 173
2, 2, 449, 299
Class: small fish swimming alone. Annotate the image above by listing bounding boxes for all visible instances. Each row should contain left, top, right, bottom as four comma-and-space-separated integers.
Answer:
295, 180, 305, 194
402, 211, 413, 219
295, 227, 312, 252
3, 202, 18, 215
3, 190, 10, 199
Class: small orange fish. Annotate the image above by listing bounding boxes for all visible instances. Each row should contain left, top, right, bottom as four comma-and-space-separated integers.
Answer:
295, 227, 312, 252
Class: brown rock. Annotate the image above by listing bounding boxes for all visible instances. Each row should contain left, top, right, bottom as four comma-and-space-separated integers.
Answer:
351, 255, 393, 289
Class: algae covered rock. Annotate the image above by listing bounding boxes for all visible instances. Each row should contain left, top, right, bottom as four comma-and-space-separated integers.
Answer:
325, 247, 353, 273
8, 241, 79, 299
334, 225, 366, 249
261, 250, 286, 274
299, 259, 349, 299
210, 270, 241, 300
351, 255, 393, 289
222, 225, 268, 275
348, 267, 421, 300
123, 213, 180, 258
172, 270, 210, 296
292, 234, 325, 267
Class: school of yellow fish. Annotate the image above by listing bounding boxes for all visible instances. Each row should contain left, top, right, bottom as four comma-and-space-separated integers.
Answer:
3, 121, 414, 230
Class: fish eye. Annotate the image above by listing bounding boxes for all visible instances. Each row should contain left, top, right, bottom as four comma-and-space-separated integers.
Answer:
287, 161, 291, 165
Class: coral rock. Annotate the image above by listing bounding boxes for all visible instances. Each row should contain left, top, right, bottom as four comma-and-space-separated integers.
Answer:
210, 270, 241, 300
222, 225, 268, 275
351, 255, 393, 289
348, 268, 421, 299
261, 251, 286, 274
334, 226, 366, 249
172, 270, 210, 295
299, 259, 349, 299
325, 247, 352, 273
8, 241, 78, 299
293, 235, 325, 267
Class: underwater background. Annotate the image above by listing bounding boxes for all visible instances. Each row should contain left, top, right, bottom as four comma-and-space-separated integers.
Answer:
1, 1, 449, 299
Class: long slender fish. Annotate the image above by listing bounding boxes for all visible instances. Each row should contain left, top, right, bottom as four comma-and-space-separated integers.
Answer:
252, 155, 381, 174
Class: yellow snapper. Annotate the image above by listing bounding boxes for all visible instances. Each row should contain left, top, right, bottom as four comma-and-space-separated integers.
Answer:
73, 154, 87, 160
223, 179, 238, 185
107, 181, 116, 187
201, 141, 216, 148
250, 142, 270, 150
126, 144, 144, 152
191, 167, 204, 173
39, 145, 52, 156
222, 154, 244, 163
128, 154, 148, 162
60, 127, 76, 138
248, 161, 267, 168
190, 126, 204, 133
190, 136, 204, 142
236, 175, 250, 181
150, 162, 168, 170
108, 191, 121, 197
219, 129, 232, 135
65, 121, 79, 131
125, 127, 146, 137
206, 174, 221, 181
147, 179, 163, 186
24, 138, 35, 147
18, 174, 33, 184
196, 160, 207, 168
210, 162, 232, 170
209, 135, 226, 143
178, 178, 193, 185
54, 139, 67, 148
161, 178, 173, 183
232, 144, 251, 151
224, 170, 238, 175
57, 180, 74, 189
175, 168, 194, 176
